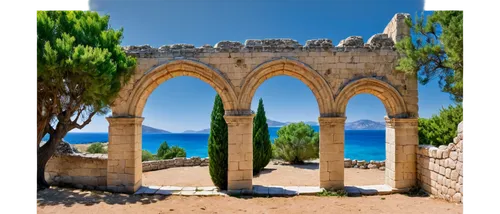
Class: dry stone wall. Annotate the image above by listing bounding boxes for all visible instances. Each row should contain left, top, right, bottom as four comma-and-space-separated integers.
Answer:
142, 157, 209, 172
45, 153, 108, 190
46, 154, 210, 189
417, 122, 463, 203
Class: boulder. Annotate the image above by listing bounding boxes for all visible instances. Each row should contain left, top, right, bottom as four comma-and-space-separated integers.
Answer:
368, 164, 378, 169
39, 141, 75, 155
344, 159, 352, 168
379, 166, 385, 170
367, 33, 394, 48
337, 36, 364, 47
214, 41, 243, 50
304, 39, 333, 48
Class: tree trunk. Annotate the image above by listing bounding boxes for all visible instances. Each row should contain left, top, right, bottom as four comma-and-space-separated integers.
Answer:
37, 130, 64, 191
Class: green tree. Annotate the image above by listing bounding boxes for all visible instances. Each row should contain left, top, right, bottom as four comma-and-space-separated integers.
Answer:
157, 141, 170, 158
273, 122, 319, 164
86, 143, 107, 154
253, 98, 272, 173
208, 94, 228, 190
163, 146, 187, 159
419, 104, 463, 146
396, 11, 463, 102
142, 150, 154, 161
37, 11, 136, 189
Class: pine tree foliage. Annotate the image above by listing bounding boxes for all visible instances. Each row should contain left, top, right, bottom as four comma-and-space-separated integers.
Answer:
418, 104, 463, 146
273, 122, 319, 164
208, 94, 229, 190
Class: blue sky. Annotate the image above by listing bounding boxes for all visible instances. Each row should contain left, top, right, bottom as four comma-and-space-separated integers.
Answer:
77, 0, 454, 133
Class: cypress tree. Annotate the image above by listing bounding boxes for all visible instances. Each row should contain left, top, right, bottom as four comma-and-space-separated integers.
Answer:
208, 94, 228, 190
253, 98, 272, 173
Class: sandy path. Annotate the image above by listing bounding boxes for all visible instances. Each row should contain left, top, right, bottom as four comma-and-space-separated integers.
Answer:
143, 162, 385, 187
37, 187, 462, 214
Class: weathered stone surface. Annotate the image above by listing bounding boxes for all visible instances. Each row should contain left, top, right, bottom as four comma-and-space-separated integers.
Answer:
304, 39, 333, 48
214, 41, 243, 50
244, 39, 301, 49
368, 164, 378, 169
367, 33, 394, 48
337, 36, 364, 47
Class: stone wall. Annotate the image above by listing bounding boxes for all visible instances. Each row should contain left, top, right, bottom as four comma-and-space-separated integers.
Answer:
142, 157, 209, 172
416, 122, 463, 203
344, 159, 385, 170
45, 153, 108, 190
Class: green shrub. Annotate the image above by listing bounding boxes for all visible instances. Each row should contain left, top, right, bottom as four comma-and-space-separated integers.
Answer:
86, 143, 107, 154
272, 122, 319, 164
253, 98, 272, 173
163, 146, 187, 159
157, 141, 170, 158
208, 94, 228, 190
419, 104, 463, 146
317, 189, 348, 197
142, 150, 154, 161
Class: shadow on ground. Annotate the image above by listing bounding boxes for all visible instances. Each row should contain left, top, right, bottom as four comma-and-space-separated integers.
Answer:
37, 187, 170, 207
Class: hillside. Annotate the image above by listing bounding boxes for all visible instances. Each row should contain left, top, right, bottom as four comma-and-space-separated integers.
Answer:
142, 125, 171, 133
345, 120, 385, 130
266, 119, 287, 127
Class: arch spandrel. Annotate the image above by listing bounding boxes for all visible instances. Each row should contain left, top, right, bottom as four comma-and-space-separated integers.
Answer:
334, 78, 409, 118
111, 59, 238, 117
239, 57, 335, 116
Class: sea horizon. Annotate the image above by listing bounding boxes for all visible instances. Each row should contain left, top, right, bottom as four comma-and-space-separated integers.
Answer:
43, 126, 386, 161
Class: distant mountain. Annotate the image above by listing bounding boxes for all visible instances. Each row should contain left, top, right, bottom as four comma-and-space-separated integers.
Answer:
142, 125, 171, 133
267, 119, 287, 127
183, 128, 210, 134
345, 120, 385, 130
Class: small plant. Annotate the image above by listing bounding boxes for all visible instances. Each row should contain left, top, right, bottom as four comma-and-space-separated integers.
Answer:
86, 143, 107, 154
317, 189, 348, 197
142, 150, 155, 161
163, 146, 187, 159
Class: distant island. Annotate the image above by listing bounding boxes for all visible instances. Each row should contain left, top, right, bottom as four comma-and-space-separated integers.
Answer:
183, 128, 210, 134
142, 125, 171, 133
178, 119, 385, 132
345, 120, 385, 130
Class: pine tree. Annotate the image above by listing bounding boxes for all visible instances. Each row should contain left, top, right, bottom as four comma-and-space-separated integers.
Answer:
253, 98, 272, 173
396, 11, 463, 102
157, 141, 170, 158
208, 94, 228, 190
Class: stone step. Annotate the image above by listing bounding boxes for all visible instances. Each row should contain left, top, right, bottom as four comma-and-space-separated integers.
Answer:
135, 185, 405, 197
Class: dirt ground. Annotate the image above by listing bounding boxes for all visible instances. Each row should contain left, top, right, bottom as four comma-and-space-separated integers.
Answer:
143, 162, 385, 187
37, 187, 463, 214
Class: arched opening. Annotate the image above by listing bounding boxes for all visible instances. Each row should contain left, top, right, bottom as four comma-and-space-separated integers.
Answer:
250, 76, 321, 188
240, 58, 331, 192
333, 78, 418, 190
106, 60, 238, 193
343, 94, 387, 187
140, 76, 217, 188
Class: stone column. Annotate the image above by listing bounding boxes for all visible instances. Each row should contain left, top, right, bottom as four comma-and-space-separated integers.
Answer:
319, 117, 346, 190
224, 114, 254, 191
106, 117, 144, 193
385, 117, 418, 189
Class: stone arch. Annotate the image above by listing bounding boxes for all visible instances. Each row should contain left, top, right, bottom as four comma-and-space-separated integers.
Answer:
125, 59, 238, 117
239, 57, 335, 116
334, 78, 408, 118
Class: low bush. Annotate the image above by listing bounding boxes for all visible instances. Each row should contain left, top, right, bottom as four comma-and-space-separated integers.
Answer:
142, 150, 155, 161
418, 104, 463, 146
163, 145, 187, 159
272, 122, 319, 164
86, 143, 107, 154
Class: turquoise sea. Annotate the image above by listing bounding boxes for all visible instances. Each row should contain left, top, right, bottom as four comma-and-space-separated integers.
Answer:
43, 126, 386, 161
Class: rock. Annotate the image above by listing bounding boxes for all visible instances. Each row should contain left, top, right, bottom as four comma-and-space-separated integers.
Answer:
357, 160, 366, 166
352, 160, 357, 165
42, 141, 75, 155
304, 39, 333, 48
379, 166, 385, 170
337, 36, 364, 47
450, 152, 458, 160
368, 164, 378, 169
359, 165, 368, 169
214, 41, 243, 50
244, 39, 301, 49
123, 44, 154, 52
457, 121, 463, 134
344, 159, 352, 168
452, 193, 462, 203
170, 43, 195, 49
367, 33, 394, 48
